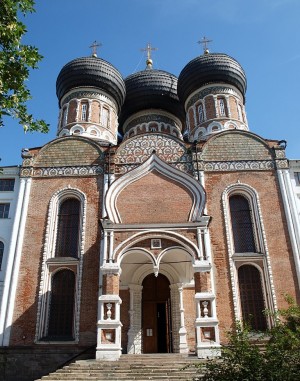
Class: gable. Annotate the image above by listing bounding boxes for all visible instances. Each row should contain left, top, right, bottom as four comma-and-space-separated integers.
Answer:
202, 131, 273, 162
33, 137, 104, 167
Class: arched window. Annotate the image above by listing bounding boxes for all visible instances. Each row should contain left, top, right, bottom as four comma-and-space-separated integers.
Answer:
238, 265, 267, 331
198, 103, 205, 123
0, 241, 4, 270
47, 270, 75, 340
55, 198, 80, 258
100, 107, 109, 128
229, 195, 256, 253
80, 103, 88, 121
218, 97, 227, 117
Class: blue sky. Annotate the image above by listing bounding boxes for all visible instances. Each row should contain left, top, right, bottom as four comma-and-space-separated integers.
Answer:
0, 0, 299, 166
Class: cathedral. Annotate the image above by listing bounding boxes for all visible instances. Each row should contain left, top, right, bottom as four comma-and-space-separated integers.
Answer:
0, 42, 299, 378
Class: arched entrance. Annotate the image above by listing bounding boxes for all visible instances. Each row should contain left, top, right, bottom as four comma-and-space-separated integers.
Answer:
142, 273, 172, 353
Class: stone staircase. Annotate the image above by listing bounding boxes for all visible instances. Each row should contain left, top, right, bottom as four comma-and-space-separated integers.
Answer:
35, 354, 204, 380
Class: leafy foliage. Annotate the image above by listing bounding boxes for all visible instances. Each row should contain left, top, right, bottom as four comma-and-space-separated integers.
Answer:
0, 0, 49, 132
195, 297, 300, 381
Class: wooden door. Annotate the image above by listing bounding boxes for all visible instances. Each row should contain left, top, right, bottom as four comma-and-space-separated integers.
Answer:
142, 274, 171, 353
143, 301, 157, 353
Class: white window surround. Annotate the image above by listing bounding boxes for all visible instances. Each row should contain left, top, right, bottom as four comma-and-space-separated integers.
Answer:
218, 98, 226, 116
222, 182, 277, 323
81, 103, 87, 121
197, 102, 206, 124
35, 187, 87, 343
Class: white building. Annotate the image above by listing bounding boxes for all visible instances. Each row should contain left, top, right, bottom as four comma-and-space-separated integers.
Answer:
0, 167, 20, 305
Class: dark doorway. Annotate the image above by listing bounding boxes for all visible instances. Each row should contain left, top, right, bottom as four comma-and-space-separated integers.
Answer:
142, 273, 172, 353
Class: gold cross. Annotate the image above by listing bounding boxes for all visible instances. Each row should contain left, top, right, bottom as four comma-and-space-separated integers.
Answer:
89, 40, 102, 57
197, 36, 212, 53
141, 43, 158, 61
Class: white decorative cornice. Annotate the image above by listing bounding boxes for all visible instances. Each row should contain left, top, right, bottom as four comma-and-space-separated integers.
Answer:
20, 165, 103, 178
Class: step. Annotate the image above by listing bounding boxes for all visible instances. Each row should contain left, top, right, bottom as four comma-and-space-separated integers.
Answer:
35, 354, 203, 381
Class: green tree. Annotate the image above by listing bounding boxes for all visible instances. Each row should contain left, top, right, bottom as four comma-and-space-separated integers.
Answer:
0, 0, 49, 132
194, 297, 300, 381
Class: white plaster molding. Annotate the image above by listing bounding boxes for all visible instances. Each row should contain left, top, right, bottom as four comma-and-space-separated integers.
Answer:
114, 230, 201, 263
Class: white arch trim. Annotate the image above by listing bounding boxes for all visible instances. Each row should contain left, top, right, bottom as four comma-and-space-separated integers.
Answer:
105, 153, 206, 223
114, 229, 200, 262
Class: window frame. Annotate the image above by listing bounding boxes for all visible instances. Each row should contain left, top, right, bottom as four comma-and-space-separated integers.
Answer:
229, 194, 257, 254
0, 179, 15, 192
0, 203, 10, 218
0, 241, 4, 271
198, 102, 205, 124
222, 183, 277, 329
46, 269, 76, 341
35, 187, 87, 343
81, 103, 88, 121
100, 106, 110, 128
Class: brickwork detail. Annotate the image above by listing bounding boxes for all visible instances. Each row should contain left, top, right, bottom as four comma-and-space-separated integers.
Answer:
21, 165, 104, 178
114, 134, 192, 174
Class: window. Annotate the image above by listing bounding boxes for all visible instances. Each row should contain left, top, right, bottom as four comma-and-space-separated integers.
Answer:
0, 203, 10, 218
0, 241, 4, 270
229, 195, 256, 252
294, 172, 300, 185
198, 103, 205, 123
100, 107, 109, 128
62, 107, 67, 126
81, 103, 88, 121
238, 104, 243, 121
238, 265, 267, 331
218, 98, 227, 116
55, 198, 80, 258
47, 270, 75, 340
0, 179, 15, 191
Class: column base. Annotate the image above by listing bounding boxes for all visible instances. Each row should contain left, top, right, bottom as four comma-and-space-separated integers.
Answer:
196, 344, 221, 358
96, 347, 122, 361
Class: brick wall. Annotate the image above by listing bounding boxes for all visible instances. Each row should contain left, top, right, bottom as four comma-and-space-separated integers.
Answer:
9, 175, 103, 346
117, 171, 193, 224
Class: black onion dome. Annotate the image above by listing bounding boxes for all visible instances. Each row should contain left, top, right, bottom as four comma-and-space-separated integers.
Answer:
178, 53, 247, 104
56, 56, 126, 112
119, 69, 185, 127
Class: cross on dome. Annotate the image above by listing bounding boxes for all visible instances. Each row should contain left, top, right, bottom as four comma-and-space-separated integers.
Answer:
89, 40, 102, 57
197, 36, 212, 54
141, 42, 158, 69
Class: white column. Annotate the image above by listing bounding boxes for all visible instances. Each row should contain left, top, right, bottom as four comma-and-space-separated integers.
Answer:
225, 95, 231, 117
127, 284, 142, 354
277, 169, 300, 288
197, 227, 203, 260
0, 177, 32, 346
75, 100, 80, 122
88, 100, 92, 122
108, 231, 114, 263
178, 284, 188, 354
203, 228, 212, 262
